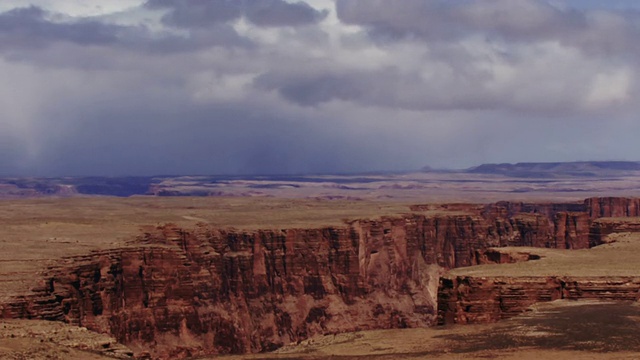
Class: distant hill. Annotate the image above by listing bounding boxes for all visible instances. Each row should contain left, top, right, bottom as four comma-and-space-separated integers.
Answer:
4, 161, 640, 198
0, 177, 157, 198
464, 161, 640, 177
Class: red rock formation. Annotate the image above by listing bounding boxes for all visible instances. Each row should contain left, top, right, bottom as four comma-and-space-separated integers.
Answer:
3, 197, 640, 358
4, 219, 447, 359
585, 197, 640, 218
438, 276, 640, 325
437, 197, 640, 326
1, 211, 537, 358
474, 248, 541, 265
554, 212, 590, 249
589, 219, 640, 246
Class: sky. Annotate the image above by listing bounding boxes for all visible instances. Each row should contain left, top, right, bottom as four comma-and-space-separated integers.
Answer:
1, 0, 640, 176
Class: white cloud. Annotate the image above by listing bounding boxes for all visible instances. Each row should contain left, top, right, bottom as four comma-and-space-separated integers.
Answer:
0, 0, 145, 17
585, 69, 632, 108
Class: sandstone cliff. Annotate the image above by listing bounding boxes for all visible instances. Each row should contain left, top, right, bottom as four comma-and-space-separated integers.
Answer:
438, 276, 640, 325
437, 198, 640, 326
2, 197, 640, 358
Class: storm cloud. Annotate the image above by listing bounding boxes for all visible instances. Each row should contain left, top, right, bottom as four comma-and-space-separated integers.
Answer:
0, 0, 639, 176
0, 6, 119, 48
146, 0, 327, 28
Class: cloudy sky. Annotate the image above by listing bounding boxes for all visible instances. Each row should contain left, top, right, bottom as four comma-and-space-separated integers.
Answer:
1, 0, 640, 176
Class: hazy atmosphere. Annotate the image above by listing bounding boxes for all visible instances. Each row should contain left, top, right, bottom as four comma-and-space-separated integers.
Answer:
1, 0, 640, 176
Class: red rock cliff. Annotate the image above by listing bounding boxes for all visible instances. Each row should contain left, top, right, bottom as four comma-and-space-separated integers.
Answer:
585, 197, 640, 218
438, 276, 640, 325
437, 197, 640, 326
3, 197, 640, 358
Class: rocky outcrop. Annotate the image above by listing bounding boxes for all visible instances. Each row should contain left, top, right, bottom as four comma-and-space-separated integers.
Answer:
585, 197, 640, 218
436, 197, 640, 326
3, 197, 640, 358
3, 220, 445, 359
474, 248, 541, 265
554, 212, 591, 249
438, 276, 640, 325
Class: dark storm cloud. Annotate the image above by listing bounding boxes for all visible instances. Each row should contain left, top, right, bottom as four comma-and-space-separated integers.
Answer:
123, 24, 252, 55
244, 0, 328, 27
335, 0, 640, 56
0, 6, 251, 60
146, 0, 327, 28
1, 0, 639, 177
253, 53, 594, 113
146, 0, 242, 28
245, 0, 638, 114
0, 135, 29, 175
32, 99, 376, 176
336, 0, 464, 41
255, 66, 512, 111
255, 71, 361, 107
335, 0, 581, 41
0, 6, 119, 48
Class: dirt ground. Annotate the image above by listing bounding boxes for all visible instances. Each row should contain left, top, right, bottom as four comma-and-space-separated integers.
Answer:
2, 300, 638, 359
0, 319, 134, 359
216, 300, 640, 360
449, 231, 640, 278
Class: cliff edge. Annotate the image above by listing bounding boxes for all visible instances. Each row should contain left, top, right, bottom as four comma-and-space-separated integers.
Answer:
1, 197, 640, 358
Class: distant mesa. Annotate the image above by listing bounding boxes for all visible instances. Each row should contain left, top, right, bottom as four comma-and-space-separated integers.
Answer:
3, 161, 640, 199
464, 161, 640, 178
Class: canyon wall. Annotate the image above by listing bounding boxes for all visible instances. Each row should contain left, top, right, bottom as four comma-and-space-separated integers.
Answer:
437, 197, 640, 326
438, 276, 640, 325
1, 197, 639, 358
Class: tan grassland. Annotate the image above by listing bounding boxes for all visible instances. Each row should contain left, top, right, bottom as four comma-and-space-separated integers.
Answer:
0, 197, 428, 298
449, 229, 640, 277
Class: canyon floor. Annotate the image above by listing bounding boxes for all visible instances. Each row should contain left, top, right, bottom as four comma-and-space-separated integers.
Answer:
0, 319, 134, 359
219, 300, 640, 360
3, 300, 638, 360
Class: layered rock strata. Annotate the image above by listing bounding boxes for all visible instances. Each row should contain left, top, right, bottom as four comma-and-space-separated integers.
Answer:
1, 197, 639, 358
438, 277, 640, 325
436, 198, 640, 326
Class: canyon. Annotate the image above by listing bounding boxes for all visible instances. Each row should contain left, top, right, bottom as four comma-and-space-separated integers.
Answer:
2, 197, 640, 358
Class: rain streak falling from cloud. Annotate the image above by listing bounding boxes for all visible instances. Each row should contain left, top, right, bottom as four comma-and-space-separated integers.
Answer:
0, 0, 638, 176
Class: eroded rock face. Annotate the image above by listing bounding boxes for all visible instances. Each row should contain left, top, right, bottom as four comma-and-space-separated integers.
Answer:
585, 197, 640, 218
2, 197, 640, 358
438, 276, 640, 325
4, 220, 447, 359
436, 197, 640, 326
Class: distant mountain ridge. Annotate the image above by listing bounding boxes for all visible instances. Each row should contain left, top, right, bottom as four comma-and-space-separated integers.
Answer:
464, 161, 640, 177
3, 161, 640, 198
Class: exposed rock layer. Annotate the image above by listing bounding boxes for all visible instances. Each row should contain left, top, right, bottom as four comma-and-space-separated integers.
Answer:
438, 276, 640, 325
1, 197, 639, 358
